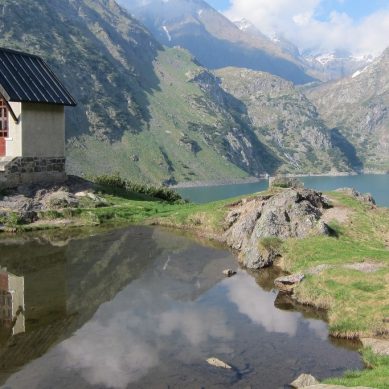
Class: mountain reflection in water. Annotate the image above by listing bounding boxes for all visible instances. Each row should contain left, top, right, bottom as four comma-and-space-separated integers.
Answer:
0, 226, 362, 388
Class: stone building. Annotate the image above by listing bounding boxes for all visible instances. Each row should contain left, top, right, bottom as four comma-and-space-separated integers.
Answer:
0, 48, 76, 189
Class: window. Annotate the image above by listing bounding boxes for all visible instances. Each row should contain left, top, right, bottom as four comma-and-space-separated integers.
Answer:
0, 99, 8, 138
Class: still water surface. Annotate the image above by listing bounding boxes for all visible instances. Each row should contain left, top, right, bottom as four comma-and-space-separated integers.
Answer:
177, 174, 389, 206
0, 226, 362, 388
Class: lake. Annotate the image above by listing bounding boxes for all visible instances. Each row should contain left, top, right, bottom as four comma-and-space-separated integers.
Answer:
0, 226, 362, 388
177, 174, 389, 207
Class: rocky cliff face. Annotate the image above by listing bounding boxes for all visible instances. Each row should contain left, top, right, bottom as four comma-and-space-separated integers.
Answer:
215, 67, 353, 173
306, 49, 389, 171
121, 0, 314, 84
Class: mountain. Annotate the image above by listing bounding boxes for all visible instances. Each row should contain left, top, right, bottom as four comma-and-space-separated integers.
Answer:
120, 0, 315, 84
0, 0, 284, 184
235, 18, 373, 82
0, 0, 357, 184
215, 68, 353, 173
305, 48, 389, 171
303, 50, 374, 82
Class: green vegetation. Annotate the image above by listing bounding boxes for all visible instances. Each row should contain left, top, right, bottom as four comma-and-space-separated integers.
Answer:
94, 173, 184, 203
324, 349, 389, 388
282, 192, 389, 340
258, 237, 284, 252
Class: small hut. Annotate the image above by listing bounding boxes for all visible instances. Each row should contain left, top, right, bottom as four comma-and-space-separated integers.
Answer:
0, 47, 76, 189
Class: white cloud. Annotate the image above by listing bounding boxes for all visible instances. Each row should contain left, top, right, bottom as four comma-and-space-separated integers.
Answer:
224, 0, 389, 56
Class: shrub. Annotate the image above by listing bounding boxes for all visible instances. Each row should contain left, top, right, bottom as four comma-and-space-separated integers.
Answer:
269, 176, 304, 189
94, 174, 184, 203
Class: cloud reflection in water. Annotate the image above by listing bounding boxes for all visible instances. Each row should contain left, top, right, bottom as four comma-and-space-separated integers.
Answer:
59, 281, 233, 388
224, 271, 328, 338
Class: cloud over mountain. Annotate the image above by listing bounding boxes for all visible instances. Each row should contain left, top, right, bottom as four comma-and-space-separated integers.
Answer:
224, 0, 389, 56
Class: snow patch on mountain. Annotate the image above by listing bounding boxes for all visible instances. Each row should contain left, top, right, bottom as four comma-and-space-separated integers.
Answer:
162, 25, 171, 41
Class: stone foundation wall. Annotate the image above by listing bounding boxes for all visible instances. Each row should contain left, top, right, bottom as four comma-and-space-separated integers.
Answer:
0, 157, 67, 189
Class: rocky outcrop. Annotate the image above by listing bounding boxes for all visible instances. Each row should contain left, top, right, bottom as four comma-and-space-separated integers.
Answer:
0, 177, 106, 227
223, 188, 332, 269
335, 188, 376, 205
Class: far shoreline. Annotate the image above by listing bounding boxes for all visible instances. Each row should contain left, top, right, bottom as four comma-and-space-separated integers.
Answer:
171, 170, 389, 189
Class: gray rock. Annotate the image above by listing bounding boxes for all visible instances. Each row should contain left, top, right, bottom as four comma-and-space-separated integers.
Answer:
335, 188, 376, 205
290, 373, 319, 388
274, 273, 305, 292
224, 189, 331, 269
361, 338, 389, 356
43, 191, 79, 209
222, 269, 237, 277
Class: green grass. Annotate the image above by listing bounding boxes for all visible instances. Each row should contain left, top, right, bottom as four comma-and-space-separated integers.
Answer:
281, 193, 389, 339
324, 348, 389, 388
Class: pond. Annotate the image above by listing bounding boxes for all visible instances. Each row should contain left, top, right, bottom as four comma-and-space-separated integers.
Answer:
177, 174, 389, 207
0, 226, 362, 388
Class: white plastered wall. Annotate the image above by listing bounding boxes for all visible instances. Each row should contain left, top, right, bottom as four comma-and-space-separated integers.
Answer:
20, 103, 65, 157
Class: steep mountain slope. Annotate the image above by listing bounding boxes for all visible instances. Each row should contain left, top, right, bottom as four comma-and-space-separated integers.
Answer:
215, 68, 353, 173
0, 0, 282, 184
121, 0, 314, 84
306, 48, 389, 171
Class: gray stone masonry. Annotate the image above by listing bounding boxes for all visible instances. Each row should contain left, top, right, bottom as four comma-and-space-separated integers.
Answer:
0, 157, 67, 189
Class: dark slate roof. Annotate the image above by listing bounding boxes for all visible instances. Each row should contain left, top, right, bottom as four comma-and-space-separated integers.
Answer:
0, 47, 76, 106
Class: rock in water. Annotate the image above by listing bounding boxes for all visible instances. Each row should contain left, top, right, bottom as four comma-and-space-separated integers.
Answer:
206, 357, 232, 369
222, 269, 237, 277
224, 188, 331, 269
274, 273, 305, 292
290, 373, 319, 388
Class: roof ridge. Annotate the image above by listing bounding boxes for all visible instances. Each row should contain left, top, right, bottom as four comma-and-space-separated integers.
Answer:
0, 47, 41, 59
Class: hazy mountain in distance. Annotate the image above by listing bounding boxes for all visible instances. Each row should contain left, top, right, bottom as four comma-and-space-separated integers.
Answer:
306, 48, 389, 171
120, 0, 315, 84
304, 50, 374, 82
234, 18, 373, 82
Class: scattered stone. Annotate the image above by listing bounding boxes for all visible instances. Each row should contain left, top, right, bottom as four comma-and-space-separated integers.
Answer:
74, 191, 89, 198
307, 264, 333, 275
274, 273, 305, 292
131, 154, 139, 162
206, 357, 232, 369
335, 188, 376, 206
343, 262, 384, 273
222, 269, 237, 277
290, 373, 319, 388
361, 338, 389, 356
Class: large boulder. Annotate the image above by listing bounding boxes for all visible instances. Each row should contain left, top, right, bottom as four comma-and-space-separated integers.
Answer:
224, 189, 331, 269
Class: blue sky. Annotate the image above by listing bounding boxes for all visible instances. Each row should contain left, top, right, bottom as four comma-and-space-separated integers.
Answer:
208, 0, 387, 22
